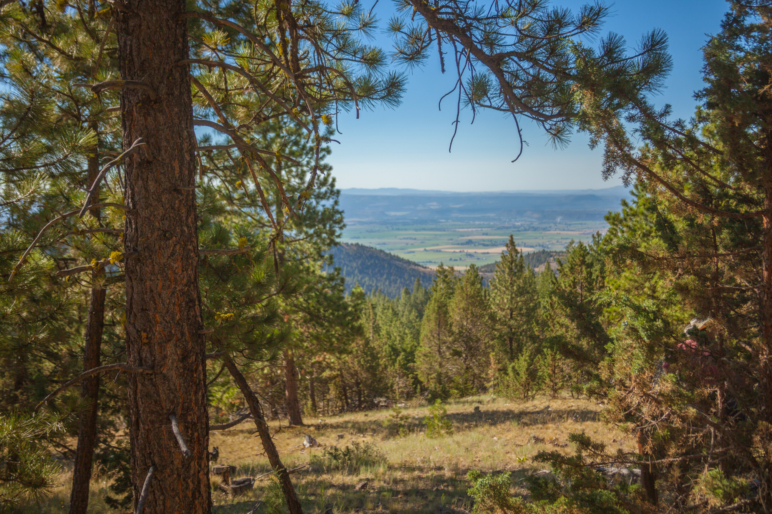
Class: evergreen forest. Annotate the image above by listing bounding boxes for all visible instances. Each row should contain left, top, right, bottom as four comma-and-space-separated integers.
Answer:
1, 0, 772, 513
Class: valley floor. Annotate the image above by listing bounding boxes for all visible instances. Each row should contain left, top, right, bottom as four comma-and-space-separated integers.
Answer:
28, 396, 633, 514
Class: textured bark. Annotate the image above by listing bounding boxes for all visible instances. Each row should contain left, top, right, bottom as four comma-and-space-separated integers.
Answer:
69, 135, 105, 514
223, 355, 303, 514
284, 350, 303, 426
115, 0, 210, 512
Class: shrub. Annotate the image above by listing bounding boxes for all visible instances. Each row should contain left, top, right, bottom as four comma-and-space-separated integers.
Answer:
382, 405, 410, 437
696, 469, 749, 508
309, 442, 386, 474
468, 471, 525, 514
424, 399, 453, 438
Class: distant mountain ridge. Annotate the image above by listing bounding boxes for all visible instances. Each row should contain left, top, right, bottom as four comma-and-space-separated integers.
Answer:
341, 186, 630, 196
327, 243, 435, 298
339, 187, 630, 224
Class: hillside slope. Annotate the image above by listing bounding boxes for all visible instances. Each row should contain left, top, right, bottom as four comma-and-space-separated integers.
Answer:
327, 243, 434, 298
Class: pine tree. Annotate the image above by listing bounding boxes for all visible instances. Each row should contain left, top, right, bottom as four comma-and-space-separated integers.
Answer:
490, 236, 538, 361
448, 264, 493, 395
417, 264, 457, 400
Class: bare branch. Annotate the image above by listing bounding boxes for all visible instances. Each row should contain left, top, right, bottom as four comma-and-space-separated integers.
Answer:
199, 248, 251, 256
169, 415, 191, 458
136, 465, 155, 514
56, 258, 110, 278
79, 138, 146, 217
35, 363, 153, 411
73, 80, 157, 100
210, 413, 252, 431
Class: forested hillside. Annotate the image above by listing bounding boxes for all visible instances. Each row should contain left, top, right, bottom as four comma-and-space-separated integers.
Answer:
327, 243, 435, 297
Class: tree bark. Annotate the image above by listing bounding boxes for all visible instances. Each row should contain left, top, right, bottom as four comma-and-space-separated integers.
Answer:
69, 132, 106, 514
222, 355, 304, 514
115, 0, 210, 512
283, 350, 303, 426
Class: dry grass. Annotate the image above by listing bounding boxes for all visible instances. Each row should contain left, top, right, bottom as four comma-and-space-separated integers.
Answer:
20, 395, 633, 514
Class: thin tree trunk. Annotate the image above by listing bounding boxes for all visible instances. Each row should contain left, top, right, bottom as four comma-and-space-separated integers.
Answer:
339, 372, 349, 411
637, 431, 658, 505
283, 350, 303, 426
69, 269, 106, 514
222, 355, 303, 514
115, 1, 210, 511
308, 371, 317, 415
69, 133, 106, 514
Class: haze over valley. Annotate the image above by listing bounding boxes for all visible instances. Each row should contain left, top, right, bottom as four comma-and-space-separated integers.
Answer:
337, 186, 628, 268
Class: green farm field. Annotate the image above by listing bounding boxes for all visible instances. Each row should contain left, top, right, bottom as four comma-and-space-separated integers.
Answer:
340, 220, 607, 268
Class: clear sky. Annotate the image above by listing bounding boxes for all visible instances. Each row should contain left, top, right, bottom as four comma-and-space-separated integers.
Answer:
327, 0, 729, 192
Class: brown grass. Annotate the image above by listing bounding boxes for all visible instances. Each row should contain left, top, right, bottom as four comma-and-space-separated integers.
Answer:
21, 395, 631, 514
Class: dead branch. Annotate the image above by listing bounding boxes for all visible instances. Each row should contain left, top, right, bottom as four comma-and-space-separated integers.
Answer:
56, 258, 111, 278
199, 248, 251, 256
136, 465, 155, 514
253, 464, 307, 482
79, 138, 146, 217
169, 415, 191, 458
73, 80, 157, 100
210, 413, 253, 431
35, 363, 153, 411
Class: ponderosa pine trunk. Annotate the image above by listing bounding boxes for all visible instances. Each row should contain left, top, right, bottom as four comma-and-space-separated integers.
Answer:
69, 135, 106, 514
284, 350, 303, 426
115, 1, 210, 512
223, 355, 303, 514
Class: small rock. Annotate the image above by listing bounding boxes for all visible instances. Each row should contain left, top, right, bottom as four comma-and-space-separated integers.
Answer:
303, 434, 319, 448
355, 480, 369, 491
493, 437, 498, 441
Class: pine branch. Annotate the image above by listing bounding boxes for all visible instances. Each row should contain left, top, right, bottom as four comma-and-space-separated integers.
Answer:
9, 202, 127, 282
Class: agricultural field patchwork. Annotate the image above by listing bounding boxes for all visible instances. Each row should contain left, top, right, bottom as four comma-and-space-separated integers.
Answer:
341, 221, 607, 268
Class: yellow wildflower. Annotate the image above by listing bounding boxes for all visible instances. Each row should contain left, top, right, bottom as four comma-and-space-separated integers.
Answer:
215, 312, 235, 322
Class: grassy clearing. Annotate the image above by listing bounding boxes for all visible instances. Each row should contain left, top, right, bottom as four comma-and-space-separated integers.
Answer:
23, 395, 632, 514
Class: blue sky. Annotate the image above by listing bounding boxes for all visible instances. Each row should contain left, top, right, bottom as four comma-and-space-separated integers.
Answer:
327, 0, 729, 192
